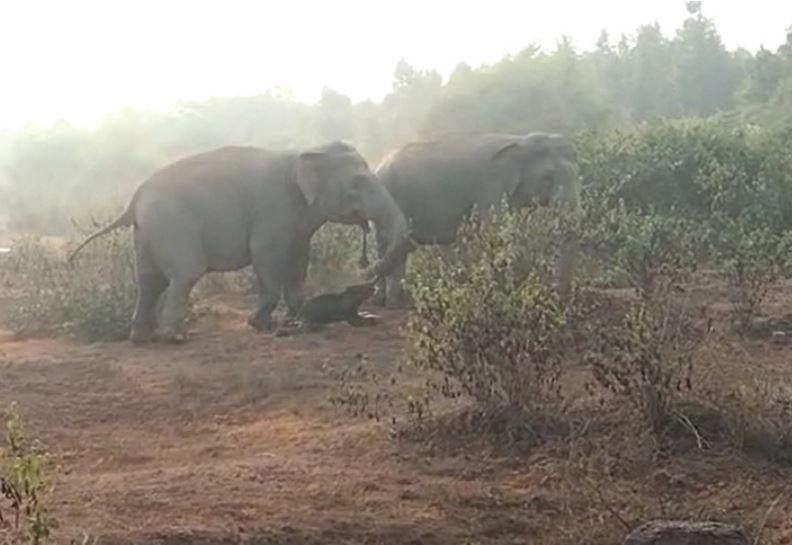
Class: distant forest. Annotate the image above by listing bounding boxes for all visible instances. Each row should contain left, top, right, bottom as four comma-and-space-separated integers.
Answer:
2, 3, 792, 233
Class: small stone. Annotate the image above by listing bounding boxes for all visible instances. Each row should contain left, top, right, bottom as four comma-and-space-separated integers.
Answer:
623, 521, 750, 545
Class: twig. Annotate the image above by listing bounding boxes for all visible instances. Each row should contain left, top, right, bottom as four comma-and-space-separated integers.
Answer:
753, 490, 785, 545
580, 475, 632, 532
673, 409, 710, 450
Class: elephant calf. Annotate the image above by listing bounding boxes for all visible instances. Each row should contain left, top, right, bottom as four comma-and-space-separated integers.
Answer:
69, 141, 409, 343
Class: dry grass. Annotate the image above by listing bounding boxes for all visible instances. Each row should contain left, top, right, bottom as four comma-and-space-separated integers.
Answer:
2, 275, 792, 543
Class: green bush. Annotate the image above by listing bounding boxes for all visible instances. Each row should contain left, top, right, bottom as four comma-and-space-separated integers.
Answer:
586, 205, 699, 299
404, 209, 570, 422
711, 215, 792, 331
576, 120, 792, 228
0, 405, 56, 545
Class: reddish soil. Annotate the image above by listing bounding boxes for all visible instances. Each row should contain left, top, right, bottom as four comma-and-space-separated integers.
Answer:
2, 291, 792, 544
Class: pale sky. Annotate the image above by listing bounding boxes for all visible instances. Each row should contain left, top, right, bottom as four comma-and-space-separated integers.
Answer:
0, 1, 789, 130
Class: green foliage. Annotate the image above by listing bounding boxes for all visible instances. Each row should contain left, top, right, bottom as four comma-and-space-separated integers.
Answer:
587, 204, 699, 299
0, 405, 56, 545
711, 216, 792, 331
3, 216, 136, 342
405, 209, 569, 419
575, 120, 792, 224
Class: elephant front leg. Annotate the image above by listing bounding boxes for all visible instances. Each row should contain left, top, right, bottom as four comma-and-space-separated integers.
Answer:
385, 255, 409, 309
248, 264, 281, 332
283, 239, 309, 319
371, 276, 387, 307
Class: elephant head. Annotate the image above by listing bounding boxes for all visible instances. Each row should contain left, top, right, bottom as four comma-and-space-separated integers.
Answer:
492, 133, 581, 300
491, 133, 581, 210
296, 141, 410, 276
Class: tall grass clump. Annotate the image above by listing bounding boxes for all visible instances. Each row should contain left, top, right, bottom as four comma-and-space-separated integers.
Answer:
3, 215, 136, 341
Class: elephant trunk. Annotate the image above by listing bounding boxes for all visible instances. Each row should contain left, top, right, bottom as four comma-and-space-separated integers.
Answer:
358, 223, 370, 269
364, 185, 411, 278
555, 159, 581, 302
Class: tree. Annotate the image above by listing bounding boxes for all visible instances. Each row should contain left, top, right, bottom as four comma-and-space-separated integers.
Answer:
674, 11, 740, 115
626, 23, 679, 119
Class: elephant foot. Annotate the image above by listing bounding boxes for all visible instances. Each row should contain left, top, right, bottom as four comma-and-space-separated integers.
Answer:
154, 329, 188, 344
385, 295, 411, 310
371, 289, 386, 308
247, 313, 275, 332
129, 326, 155, 345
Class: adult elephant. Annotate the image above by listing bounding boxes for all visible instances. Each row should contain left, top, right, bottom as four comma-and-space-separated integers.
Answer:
69, 141, 409, 343
373, 132, 581, 308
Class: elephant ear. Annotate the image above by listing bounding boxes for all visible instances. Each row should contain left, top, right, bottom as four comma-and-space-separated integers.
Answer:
296, 151, 325, 206
491, 141, 520, 161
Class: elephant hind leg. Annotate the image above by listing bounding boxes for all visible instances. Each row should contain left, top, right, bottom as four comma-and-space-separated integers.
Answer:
156, 273, 202, 343
130, 270, 168, 344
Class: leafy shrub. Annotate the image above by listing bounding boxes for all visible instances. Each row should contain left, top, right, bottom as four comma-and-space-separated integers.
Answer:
404, 209, 570, 423
711, 216, 792, 331
586, 205, 699, 299
586, 299, 700, 440
0, 405, 56, 545
576, 120, 792, 228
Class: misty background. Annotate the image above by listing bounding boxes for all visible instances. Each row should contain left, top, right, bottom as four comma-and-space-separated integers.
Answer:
1, 1, 791, 234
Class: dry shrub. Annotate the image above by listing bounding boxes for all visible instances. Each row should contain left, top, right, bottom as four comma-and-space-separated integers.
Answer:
709, 379, 792, 465
586, 297, 703, 442
3, 218, 136, 342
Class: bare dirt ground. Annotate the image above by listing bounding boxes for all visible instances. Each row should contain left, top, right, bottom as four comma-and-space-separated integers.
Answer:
2, 290, 792, 544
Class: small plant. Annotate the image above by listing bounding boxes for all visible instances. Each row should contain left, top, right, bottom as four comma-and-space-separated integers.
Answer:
586, 298, 700, 441
712, 215, 792, 332
0, 405, 57, 545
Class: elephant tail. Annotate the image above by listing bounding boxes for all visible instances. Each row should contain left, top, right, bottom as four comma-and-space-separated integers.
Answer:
67, 205, 135, 264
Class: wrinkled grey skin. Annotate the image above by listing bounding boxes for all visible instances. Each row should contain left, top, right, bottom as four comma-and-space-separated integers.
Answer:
69, 141, 409, 343
373, 132, 581, 308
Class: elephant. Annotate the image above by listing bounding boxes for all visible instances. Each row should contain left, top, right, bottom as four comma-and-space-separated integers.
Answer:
372, 132, 581, 308
68, 141, 410, 343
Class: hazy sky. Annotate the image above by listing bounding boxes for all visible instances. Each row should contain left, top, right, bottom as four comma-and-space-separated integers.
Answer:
0, 1, 789, 129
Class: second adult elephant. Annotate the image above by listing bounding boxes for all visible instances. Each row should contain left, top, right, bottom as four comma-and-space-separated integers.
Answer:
373, 132, 581, 308
69, 141, 409, 343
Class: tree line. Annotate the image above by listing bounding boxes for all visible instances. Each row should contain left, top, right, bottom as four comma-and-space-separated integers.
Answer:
1, 4, 791, 234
